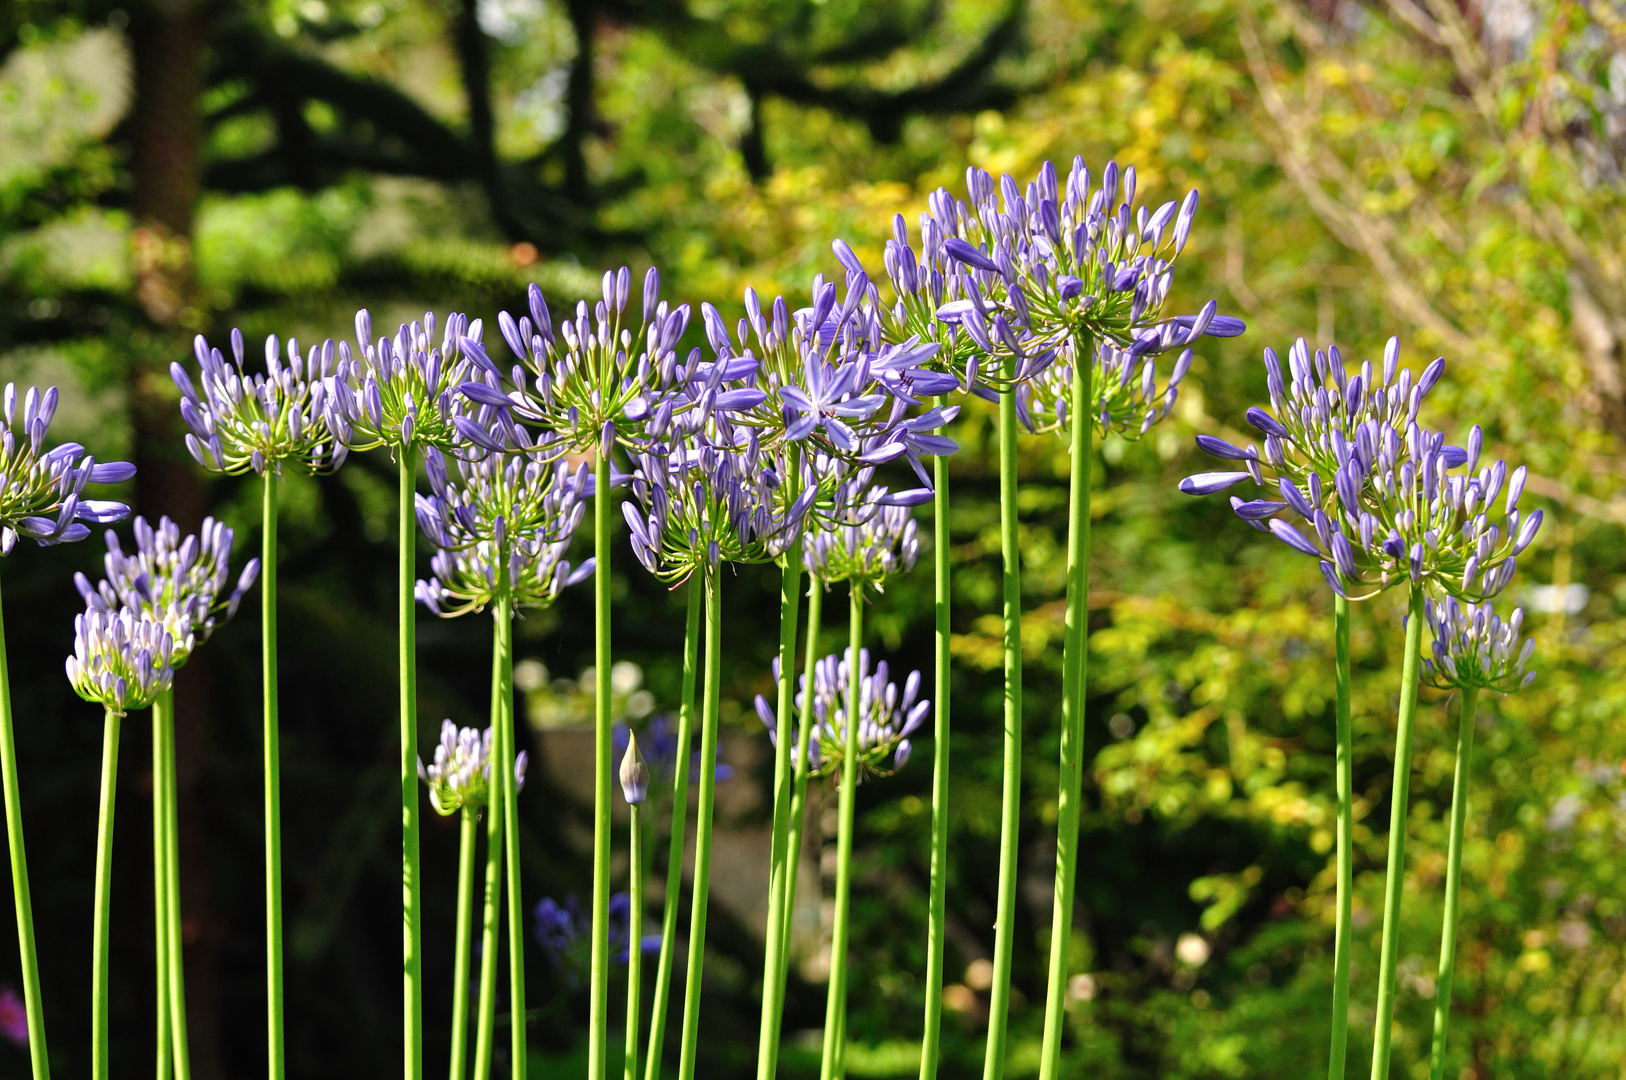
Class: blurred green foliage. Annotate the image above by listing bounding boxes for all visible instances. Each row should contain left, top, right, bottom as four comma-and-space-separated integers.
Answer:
1, 1, 1624, 1078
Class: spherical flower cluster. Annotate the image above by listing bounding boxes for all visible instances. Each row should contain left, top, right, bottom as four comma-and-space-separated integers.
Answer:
1019, 339, 1195, 439
76, 516, 259, 667
754, 648, 929, 782
0, 383, 133, 552
418, 720, 527, 816
1423, 598, 1537, 694
65, 605, 175, 715
174, 330, 348, 476
325, 310, 486, 454
802, 504, 918, 587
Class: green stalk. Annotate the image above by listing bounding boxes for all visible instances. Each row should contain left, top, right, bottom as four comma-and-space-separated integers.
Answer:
91, 706, 121, 1080
775, 578, 825, 992
1039, 336, 1093, 1080
154, 700, 171, 1080
1330, 594, 1354, 1080
675, 569, 722, 1080
160, 688, 191, 1080
1369, 584, 1425, 1080
449, 808, 479, 1080
819, 582, 865, 1080
756, 502, 805, 1080
0, 569, 49, 1078
644, 576, 701, 1080
624, 801, 644, 1080
590, 450, 614, 1080
1427, 685, 1480, 1080
920, 402, 951, 1080
264, 469, 285, 1080
471, 615, 506, 1080
400, 453, 423, 1080
983, 367, 1025, 1080
493, 587, 526, 1080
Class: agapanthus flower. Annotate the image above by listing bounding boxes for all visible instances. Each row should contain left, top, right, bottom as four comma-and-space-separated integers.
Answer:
459, 270, 700, 457
802, 504, 918, 587
0, 383, 133, 552
1019, 339, 1194, 439
75, 516, 259, 667
414, 442, 594, 617
324, 309, 485, 454
754, 648, 929, 782
1423, 598, 1537, 694
417, 720, 527, 816
174, 330, 347, 475
533, 892, 659, 973
1181, 339, 1539, 601
65, 605, 176, 715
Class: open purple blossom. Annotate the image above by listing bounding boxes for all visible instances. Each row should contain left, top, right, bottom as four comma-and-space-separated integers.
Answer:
754, 648, 929, 782
1423, 598, 1537, 694
459, 269, 698, 458
0, 383, 133, 552
174, 330, 348, 476
76, 516, 259, 667
65, 604, 176, 715
1019, 339, 1195, 439
802, 504, 918, 588
323, 309, 485, 454
1181, 339, 1538, 601
416, 720, 527, 815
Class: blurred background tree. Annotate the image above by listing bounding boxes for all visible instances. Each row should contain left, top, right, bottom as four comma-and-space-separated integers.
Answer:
0, 0, 1623, 1077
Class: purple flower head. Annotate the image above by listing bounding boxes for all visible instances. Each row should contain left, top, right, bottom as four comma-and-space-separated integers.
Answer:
65, 604, 176, 715
1021, 338, 1195, 440
175, 331, 347, 476
418, 720, 519, 815
755, 648, 928, 783
0, 986, 26, 1047
534, 892, 657, 977
0, 383, 132, 553
79, 516, 259, 668
802, 504, 918, 587
1423, 598, 1537, 694
322, 309, 484, 455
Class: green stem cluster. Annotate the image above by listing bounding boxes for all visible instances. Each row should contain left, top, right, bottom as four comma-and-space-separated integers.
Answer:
624, 801, 644, 1080
590, 451, 613, 1080
1329, 595, 1354, 1080
448, 808, 479, 1080
676, 570, 723, 1080
494, 588, 525, 1079
156, 690, 191, 1080
1427, 685, 1479, 1080
819, 583, 865, 1080
919, 424, 951, 1080
91, 707, 119, 1080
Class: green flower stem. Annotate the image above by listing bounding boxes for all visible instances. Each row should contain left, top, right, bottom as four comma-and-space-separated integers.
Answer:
91, 706, 120, 1080
1369, 584, 1425, 1080
624, 801, 644, 1080
590, 450, 614, 1080
1330, 594, 1354, 1080
472, 609, 507, 1080
492, 587, 526, 1080
1427, 685, 1480, 1080
1039, 336, 1093, 1080
675, 569, 722, 1080
160, 689, 191, 1080
920, 402, 951, 1080
0, 569, 49, 1079
755, 509, 805, 1080
449, 807, 479, 1080
775, 577, 825, 993
154, 702, 171, 1080
820, 581, 865, 1080
265, 468, 286, 1080
643, 576, 702, 1080
983, 368, 1025, 1080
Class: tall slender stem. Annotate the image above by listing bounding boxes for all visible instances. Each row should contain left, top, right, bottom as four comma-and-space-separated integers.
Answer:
625, 802, 644, 1080
983, 369, 1025, 1080
756, 498, 804, 1080
921, 402, 952, 1080
820, 582, 864, 1080
0, 569, 49, 1079
265, 468, 285, 1080
1039, 336, 1093, 1079
449, 809, 479, 1080
91, 707, 121, 1080
644, 577, 701, 1080
494, 587, 525, 1080
162, 688, 191, 1080
1330, 595, 1354, 1080
776, 579, 825, 992
676, 570, 722, 1080
590, 451, 614, 1080
1369, 585, 1425, 1080
154, 698, 171, 1080
472, 609, 506, 1080
1427, 685, 1480, 1080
